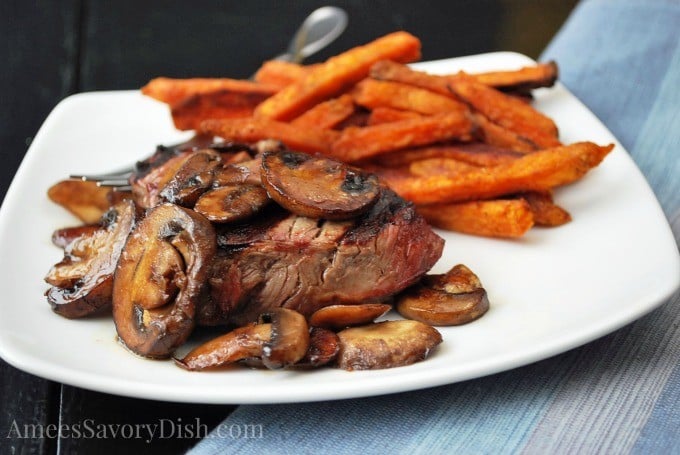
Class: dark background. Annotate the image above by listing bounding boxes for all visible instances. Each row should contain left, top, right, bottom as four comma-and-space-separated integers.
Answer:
1, 1, 577, 453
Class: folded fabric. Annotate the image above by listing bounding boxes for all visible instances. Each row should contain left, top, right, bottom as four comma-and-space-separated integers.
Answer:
189, 1, 680, 453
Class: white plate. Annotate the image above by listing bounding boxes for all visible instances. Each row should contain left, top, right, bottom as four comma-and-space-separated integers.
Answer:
0, 52, 678, 404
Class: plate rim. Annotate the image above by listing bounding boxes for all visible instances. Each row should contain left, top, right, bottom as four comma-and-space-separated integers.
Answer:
0, 51, 678, 404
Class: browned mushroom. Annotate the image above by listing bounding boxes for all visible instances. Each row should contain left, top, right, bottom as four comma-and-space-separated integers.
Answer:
177, 308, 312, 371
174, 323, 272, 371
51, 224, 101, 249
261, 150, 380, 220
336, 320, 442, 371
292, 327, 340, 369
194, 184, 270, 223
241, 326, 340, 370
44, 200, 137, 318
259, 308, 310, 369
309, 303, 392, 330
112, 203, 216, 358
158, 149, 223, 207
396, 264, 490, 326
212, 159, 263, 187
131, 149, 222, 208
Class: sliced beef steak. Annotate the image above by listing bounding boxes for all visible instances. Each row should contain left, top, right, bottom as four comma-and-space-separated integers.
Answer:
200, 189, 444, 326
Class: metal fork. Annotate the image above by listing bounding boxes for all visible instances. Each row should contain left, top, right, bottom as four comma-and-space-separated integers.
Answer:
70, 165, 134, 190
69, 7, 347, 190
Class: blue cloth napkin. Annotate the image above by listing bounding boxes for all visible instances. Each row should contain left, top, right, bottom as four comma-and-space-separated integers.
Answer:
190, 1, 680, 453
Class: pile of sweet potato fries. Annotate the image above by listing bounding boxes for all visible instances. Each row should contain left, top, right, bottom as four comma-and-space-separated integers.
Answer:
141, 31, 613, 238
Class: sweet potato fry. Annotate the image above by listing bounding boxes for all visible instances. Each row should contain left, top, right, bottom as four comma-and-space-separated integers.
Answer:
141, 77, 278, 106
171, 89, 272, 130
366, 143, 523, 167
474, 61, 558, 93
417, 199, 535, 238
377, 142, 614, 204
472, 113, 538, 153
519, 191, 572, 226
352, 79, 468, 115
199, 117, 338, 154
48, 180, 115, 224
370, 59, 557, 93
448, 72, 561, 148
367, 107, 423, 125
254, 31, 421, 121
291, 94, 355, 129
252, 60, 317, 89
370, 59, 456, 97
334, 110, 370, 129
331, 111, 474, 162
409, 158, 479, 177
370, 61, 560, 148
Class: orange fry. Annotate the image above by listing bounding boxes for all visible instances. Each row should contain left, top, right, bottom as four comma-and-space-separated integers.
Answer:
367, 143, 523, 167
472, 113, 538, 153
371, 59, 557, 93
474, 61, 558, 92
409, 158, 479, 177
141, 77, 278, 107
254, 31, 421, 121
370, 60, 560, 148
291, 94, 355, 129
377, 142, 614, 204
367, 107, 423, 125
352, 79, 468, 115
252, 60, 318, 89
417, 199, 534, 238
519, 191, 572, 226
448, 72, 561, 148
199, 117, 338, 154
331, 111, 474, 162
171, 89, 271, 130
48, 180, 115, 224
370, 59, 457, 97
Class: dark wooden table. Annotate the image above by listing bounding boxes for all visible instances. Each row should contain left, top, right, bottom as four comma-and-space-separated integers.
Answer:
1, 1, 576, 453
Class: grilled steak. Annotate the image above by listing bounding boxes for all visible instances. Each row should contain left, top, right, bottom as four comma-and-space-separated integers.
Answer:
199, 188, 444, 326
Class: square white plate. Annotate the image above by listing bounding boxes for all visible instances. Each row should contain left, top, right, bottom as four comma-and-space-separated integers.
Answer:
0, 52, 678, 404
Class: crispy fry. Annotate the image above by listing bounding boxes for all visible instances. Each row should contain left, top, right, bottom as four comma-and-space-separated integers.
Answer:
199, 117, 338, 154
370, 59, 457, 97
377, 142, 614, 204
352, 79, 468, 115
171, 89, 272, 130
254, 31, 421, 121
409, 158, 479, 177
48, 180, 114, 224
370, 60, 560, 148
472, 113, 538, 153
334, 110, 370, 129
331, 111, 474, 162
367, 107, 423, 125
519, 191, 572, 226
474, 61, 558, 92
449, 72, 561, 148
141, 77, 278, 106
252, 60, 318, 89
371, 59, 557, 93
291, 94, 355, 129
366, 143, 523, 167
417, 199, 534, 238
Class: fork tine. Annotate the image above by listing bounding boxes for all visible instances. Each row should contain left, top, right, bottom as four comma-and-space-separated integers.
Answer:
96, 179, 132, 187
110, 185, 132, 192
70, 164, 134, 182
70, 171, 132, 181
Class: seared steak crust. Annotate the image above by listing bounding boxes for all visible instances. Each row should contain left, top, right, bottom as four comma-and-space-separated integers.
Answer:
199, 189, 444, 326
